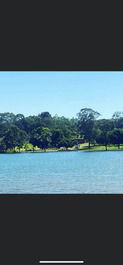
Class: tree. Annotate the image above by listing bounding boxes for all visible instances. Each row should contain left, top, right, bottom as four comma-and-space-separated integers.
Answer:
96, 130, 110, 150
112, 111, 123, 128
30, 127, 52, 149
0, 137, 6, 152
39, 127, 52, 149
38, 112, 53, 128
38, 112, 51, 119
108, 129, 123, 149
77, 108, 100, 148
91, 127, 101, 145
112, 111, 123, 120
30, 127, 43, 147
51, 129, 64, 148
0, 112, 15, 123
96, 119, 114, 150
16, 129, 28, 151
14, 114, 25, 122
4, 125, 28, 151
2, 109, 123, 152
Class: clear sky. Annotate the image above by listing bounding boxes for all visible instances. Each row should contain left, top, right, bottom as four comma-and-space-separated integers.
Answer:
0, 71, 123, 119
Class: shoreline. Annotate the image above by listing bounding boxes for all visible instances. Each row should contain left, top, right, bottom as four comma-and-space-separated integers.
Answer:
1, 145, 123, 154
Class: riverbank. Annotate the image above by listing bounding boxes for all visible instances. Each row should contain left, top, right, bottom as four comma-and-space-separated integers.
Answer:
83, 144, 123, 152
1, 143, 123, 153
33, 145, 123, 153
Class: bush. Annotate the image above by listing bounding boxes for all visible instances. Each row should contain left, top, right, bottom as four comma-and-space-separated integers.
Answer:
59, 147, 67, 151
24, 143, 34, 151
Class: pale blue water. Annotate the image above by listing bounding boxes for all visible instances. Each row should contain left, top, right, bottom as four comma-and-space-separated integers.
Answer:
0, 151, 123, 193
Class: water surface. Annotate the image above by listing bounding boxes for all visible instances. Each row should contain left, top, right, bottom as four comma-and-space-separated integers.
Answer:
0, 151, 123, 193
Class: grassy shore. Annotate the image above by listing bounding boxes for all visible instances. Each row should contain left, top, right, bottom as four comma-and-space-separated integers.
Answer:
22, 143, 123, 153
1, 143, 123, 153
79, 143, 123, 152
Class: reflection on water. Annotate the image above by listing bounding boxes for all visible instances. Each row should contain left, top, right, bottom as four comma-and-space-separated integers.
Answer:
0, 151, 123, 193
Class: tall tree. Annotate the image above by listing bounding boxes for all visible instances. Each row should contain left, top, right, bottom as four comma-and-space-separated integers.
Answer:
96, 119, 114, 150
4, 125, 28, 151
77, 108, 100, 148
96, 130, 110, 150
51, 129, 64, 148
112, 111, 123, 128
108, 129, 123, 149
30, 127, 52, 150
38, 112, 53, 128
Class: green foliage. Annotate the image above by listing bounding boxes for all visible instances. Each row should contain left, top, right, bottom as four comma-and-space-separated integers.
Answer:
96, 130, 110, 150
0, 137, 6, 152
3, 126, 28, 150
59, 147, 67, 151
1, 108, 123, 153
24, 143, 34, 151
108, 129, 123, 148
96, 119, 114, 131
30, 127, 52, 149
34, 145, 40, 151
51, 129, 64, 147
77, 108, 101, 148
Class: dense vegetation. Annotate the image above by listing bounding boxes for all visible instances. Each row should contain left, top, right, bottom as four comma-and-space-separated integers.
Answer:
1, 109, 123, 152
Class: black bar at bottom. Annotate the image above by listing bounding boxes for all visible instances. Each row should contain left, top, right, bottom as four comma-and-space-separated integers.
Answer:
0, 194, 122, 265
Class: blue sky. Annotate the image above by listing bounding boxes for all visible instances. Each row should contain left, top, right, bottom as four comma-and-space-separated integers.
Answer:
0, 71, 123, 119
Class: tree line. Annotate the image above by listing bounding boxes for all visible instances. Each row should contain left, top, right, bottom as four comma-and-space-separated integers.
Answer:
0, 109, 123, 152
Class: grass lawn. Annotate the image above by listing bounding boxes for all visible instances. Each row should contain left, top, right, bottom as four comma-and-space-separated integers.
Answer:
43, 144, 123, 153
82, 144, 123, 152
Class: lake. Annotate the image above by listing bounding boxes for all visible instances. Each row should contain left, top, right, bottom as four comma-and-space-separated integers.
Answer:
0, 151, 123, 193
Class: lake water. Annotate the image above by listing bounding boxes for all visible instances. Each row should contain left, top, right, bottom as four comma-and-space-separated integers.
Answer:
0, 151, 123, 193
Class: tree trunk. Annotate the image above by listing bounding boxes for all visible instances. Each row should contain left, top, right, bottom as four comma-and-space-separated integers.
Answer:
105, 145, 107, 151
88, 142, 91, 149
